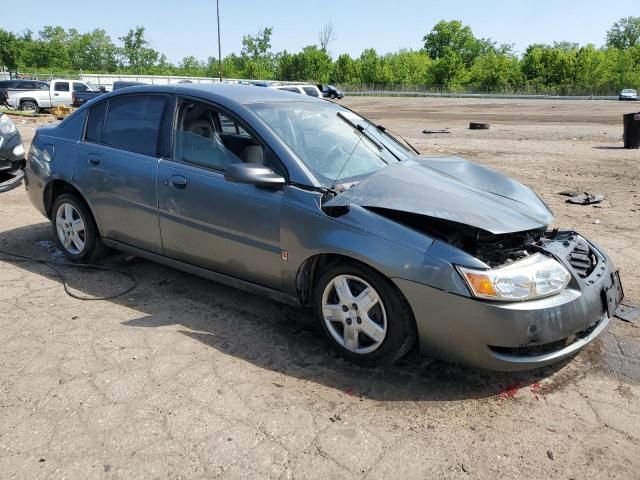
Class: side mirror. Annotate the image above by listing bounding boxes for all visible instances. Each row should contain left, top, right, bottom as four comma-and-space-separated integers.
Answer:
224, 163, 285, 188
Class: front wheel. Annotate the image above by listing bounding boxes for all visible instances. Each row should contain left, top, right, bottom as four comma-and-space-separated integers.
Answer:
51, 193, 106, 262
313, 262, 417, 366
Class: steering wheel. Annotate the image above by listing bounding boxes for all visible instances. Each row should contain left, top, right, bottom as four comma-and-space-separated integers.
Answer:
322, 144, 350, 174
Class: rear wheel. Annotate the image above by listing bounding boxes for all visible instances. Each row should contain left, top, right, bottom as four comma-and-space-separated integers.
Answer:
20, 100, 38, 113
51, 193, 106, 262
313, 262, 416, 366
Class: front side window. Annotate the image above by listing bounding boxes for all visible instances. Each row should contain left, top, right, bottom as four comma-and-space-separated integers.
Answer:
54, 82, 70, 92
173, 100, 283, 175
73, 82, 89, 92
102, 95, 166, 156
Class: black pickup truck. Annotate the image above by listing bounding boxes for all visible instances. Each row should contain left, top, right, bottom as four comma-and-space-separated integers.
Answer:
71, 81, 146, 107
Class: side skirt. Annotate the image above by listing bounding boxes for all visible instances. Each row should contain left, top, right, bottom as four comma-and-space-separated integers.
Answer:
102, 238, 300, 307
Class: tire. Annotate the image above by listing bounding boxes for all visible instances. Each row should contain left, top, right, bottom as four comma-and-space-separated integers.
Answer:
20, 100, 39, 113
51, 193, 106, 263
313, 261, 417, 366
330, 93, 336, 99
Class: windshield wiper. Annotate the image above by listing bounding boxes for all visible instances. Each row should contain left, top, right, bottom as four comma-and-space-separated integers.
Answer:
375, 124, 420, 155
336, 111, 383, 151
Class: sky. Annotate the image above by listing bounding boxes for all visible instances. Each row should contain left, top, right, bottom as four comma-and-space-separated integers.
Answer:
6, 0, 639, 63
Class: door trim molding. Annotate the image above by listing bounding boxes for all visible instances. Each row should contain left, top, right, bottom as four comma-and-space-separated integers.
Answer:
102, 238, 300, 306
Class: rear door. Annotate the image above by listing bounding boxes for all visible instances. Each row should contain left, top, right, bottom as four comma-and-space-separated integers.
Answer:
74, 94, 168, 253
157, 97, 285, 288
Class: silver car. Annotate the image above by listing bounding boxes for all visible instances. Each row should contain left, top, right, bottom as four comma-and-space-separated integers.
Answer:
24, 84, 624, 371
619, 89, 638, 101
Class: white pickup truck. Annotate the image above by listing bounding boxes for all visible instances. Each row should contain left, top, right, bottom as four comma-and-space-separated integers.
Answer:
6, 79, 97, 113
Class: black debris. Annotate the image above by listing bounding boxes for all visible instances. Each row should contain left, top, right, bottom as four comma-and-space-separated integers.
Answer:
422, 129, 450, 134
469, 122, 490, 130
558, 190, 582, 197
547, 450, 555, 460
565, 192, 605, 205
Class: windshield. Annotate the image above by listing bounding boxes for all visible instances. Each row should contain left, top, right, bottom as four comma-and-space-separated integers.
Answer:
249, 101, 415, 187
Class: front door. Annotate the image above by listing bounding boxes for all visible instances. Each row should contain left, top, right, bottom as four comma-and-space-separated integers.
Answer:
157, 98, 284, 289
51, 81, 71, 107
73, 94, 168, 253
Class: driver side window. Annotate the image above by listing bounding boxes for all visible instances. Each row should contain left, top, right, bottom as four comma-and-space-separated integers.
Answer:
173, 100, 286, 177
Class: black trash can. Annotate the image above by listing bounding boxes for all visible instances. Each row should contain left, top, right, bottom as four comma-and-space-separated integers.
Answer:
623, 112, 640, 149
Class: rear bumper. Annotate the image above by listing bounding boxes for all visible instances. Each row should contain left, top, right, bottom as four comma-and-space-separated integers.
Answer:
394, 234, 621, 371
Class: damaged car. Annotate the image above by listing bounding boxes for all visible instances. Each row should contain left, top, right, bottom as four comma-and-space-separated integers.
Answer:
0, 112, 26, 191
24, 84, 624, 371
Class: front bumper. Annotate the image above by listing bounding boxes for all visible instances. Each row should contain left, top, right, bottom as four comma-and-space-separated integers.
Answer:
0, 131, 26, 173
394, 232, 623, 371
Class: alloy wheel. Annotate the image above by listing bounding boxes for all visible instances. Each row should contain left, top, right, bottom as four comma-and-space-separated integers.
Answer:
321, 274, 387, 354
55, 203, 86, 255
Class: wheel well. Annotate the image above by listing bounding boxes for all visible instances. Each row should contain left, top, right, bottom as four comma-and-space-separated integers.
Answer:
43, 180, 85, 219
296, 253, 383, 307
19, 98, 38, 105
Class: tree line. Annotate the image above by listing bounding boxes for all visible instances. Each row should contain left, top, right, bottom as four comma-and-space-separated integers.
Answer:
1, 17, 639, 94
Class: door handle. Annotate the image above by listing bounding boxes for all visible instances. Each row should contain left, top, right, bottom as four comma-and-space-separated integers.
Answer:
88, 154, 101, 165
169, 175, 188, 189
54, 93, 59, 96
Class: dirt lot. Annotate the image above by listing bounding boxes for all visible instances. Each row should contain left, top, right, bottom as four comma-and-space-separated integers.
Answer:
1, 98, 639, 479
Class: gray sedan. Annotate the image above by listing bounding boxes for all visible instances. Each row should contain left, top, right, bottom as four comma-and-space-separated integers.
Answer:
24, 84, 624, 371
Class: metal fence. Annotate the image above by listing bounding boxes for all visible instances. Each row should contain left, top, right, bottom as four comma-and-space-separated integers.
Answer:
337, 83, 627, 100
1, 71, 630, 99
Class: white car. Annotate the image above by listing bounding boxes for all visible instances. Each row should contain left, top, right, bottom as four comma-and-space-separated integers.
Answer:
619, 89, 638, 101
6, 79, 97, 112
269, 84, 323, 99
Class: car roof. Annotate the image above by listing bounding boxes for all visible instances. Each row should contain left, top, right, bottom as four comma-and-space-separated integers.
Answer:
107, 83, 320, 107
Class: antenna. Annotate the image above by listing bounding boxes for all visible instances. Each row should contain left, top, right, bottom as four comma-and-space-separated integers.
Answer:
216, 0, 223, 82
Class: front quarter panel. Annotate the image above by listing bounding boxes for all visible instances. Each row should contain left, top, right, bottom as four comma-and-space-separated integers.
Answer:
280, 187, 469, 299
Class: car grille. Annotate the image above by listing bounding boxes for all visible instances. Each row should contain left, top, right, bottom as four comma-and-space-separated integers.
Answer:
566, 238, 597, 278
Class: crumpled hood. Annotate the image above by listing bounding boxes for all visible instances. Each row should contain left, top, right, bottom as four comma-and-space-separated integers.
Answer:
324, 156, 554, 234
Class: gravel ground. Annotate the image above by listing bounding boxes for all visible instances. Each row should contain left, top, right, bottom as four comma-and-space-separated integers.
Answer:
1, 99, 639, 479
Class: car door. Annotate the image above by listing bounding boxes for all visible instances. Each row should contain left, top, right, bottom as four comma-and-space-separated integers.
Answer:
157, 98, 285, 289
52, 81, 71, 106
74, 94, 167, 254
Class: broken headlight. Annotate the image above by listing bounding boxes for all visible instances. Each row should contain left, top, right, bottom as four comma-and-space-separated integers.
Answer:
457, 254, 570, 301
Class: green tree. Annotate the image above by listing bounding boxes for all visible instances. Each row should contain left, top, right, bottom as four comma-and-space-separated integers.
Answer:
607, 16, 640, 49
330, 53, 357, 84
431, 47, 465, 86
118, 27, 160, 71
240, 27, 275, 79
469, 51, 521, 91
423, 20, 495, 67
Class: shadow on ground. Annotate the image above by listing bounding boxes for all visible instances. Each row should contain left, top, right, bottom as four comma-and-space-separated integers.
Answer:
3, 221, 633, 402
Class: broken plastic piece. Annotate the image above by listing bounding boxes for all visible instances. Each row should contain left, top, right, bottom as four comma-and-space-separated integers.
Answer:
615, 300, 640, 323
566, 192, 605, 205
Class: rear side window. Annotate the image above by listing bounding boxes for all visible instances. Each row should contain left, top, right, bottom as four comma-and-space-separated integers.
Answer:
85, 101, 107, 143
102, 95, 166, 156
302, 87, 319, 97
54, 82, 70, 92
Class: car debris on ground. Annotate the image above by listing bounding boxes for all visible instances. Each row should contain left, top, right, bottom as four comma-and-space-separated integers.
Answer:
422, 129, 450, 134
615, 300, 640, 324
558, 190, 606, 205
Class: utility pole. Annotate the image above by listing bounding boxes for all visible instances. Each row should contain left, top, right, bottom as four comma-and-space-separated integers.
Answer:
216, 0, 223, 82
